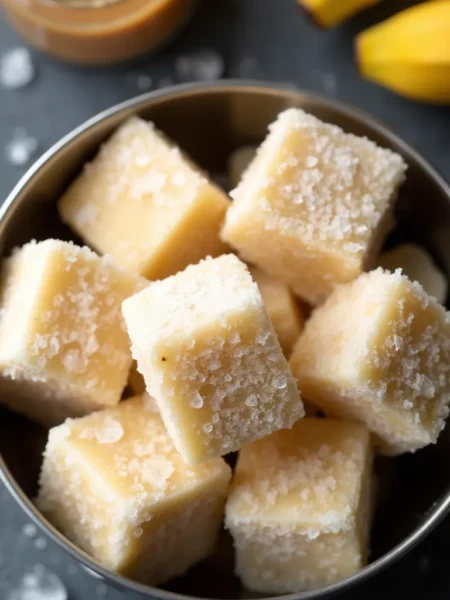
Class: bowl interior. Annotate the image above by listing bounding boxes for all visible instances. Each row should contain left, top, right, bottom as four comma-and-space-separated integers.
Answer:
0, 84, 450, 600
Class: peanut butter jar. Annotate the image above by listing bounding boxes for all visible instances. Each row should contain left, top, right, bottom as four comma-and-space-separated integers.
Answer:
0, 0, 199, 66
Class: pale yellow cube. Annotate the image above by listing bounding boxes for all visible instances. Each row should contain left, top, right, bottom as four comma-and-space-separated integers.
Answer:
225, 418, 373, 593
378, 243, 447, 305
249, 265, 304, 357
122, 254, 304, 464
221, 108, 407, 305
37, 395, 231, 584
0, 240, 144, 427
128, 361, 146, 396
58, 117, 230, 281
290, 268, 450, 454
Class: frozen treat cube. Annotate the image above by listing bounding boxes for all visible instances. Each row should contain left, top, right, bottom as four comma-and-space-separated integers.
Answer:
249, 265, 304, 357
128, 362, 146, 396
58, 117, 230, 280
290, 268, 450, 454
221, 108, 407, 305
37, 395, 231, 583
122, 254, 304, 464
226, 418, 373, 593
0, 240, 144, 427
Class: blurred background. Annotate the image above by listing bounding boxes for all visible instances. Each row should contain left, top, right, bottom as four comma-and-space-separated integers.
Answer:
0, 0, 449, 598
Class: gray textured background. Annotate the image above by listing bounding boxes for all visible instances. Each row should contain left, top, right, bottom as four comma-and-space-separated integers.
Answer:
0, 0, 449, 598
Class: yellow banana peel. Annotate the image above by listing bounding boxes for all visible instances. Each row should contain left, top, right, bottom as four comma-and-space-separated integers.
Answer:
298, 0, 382, 29
357, 0, 450, 104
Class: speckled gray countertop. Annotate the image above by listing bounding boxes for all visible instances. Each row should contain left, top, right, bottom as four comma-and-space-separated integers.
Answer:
0, 0, 450, 598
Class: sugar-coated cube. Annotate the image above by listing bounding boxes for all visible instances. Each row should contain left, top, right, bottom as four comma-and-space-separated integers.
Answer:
0, 240, 144, 427
249, 265, 304, 357
290, 268, 450, 454
228, 146, 257, 189
221, 108, 407, 305
58, 117, 230, 280
122, 254, 304, 464
226, 418, 373, 593
37, 395, 231, 583
128, 362, 146, 396
378, 243, 447, 305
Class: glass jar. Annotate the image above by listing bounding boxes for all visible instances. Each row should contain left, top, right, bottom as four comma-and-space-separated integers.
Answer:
0, 0, 199, 66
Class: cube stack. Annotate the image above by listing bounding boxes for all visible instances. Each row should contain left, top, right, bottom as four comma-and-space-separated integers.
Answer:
0, 106, 447, 595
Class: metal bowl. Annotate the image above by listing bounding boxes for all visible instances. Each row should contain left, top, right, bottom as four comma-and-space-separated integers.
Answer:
1, 82, 450, 600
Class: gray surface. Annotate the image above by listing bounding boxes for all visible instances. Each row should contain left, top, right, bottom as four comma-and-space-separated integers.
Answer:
0, 0, 449, 598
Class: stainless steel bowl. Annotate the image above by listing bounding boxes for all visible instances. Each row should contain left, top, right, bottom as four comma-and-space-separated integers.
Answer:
1, 82, 450, 600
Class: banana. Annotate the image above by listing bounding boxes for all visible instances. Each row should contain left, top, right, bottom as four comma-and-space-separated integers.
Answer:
357, 1, 450, 104
297, 0, 382, 28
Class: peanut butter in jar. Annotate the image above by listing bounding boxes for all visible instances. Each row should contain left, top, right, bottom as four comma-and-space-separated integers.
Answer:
0, 0, 199, 66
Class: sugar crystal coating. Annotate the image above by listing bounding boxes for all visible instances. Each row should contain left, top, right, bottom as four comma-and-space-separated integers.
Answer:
226, 418, 373, 593
221, 108, 407, 305
0, 240, 145, 427
122, 254, 304, 464
249, 265, 304, 357
58, 117, 230, 280
37, 395, 231, 584
290, 268, 450, 454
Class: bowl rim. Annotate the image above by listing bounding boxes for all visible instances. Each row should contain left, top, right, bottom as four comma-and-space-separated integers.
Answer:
1, 80, 450, 600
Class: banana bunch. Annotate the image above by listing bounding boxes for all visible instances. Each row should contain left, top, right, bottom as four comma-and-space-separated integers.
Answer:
357, 1, 450, 103
297, 0, 450, 104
